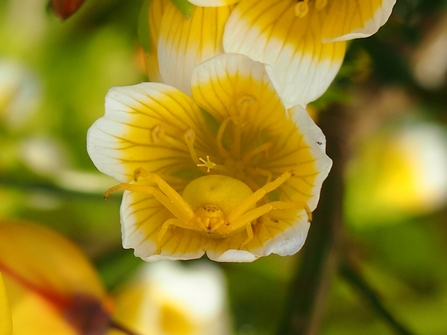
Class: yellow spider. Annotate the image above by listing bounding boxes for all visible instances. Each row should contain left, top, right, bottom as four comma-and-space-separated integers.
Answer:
105, 168, 312, 253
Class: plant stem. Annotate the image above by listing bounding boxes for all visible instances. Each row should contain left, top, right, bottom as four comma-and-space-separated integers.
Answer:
277, 107, 350, 335
339, 261, 415, 335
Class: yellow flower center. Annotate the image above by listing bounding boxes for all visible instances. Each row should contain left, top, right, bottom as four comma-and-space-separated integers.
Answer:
153, 95, 277, 193
295, 0, 327, 18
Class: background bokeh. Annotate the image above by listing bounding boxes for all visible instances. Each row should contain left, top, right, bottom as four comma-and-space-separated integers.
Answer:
1, 0, 447, 334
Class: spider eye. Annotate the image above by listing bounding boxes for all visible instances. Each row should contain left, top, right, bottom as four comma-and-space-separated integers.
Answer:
182, 175, 254, 213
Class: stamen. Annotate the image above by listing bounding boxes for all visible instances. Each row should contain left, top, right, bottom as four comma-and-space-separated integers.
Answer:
150, 124, 161, 143
315, 0, 327, 11
217, 118, 230, 158
151, 125, 206, 168
184, 129, 200, 164
243, 141, 274, 164
295, 0, 309, 18
237, 95, 256, 109
151, 125, 187, 151
233, 119, 242, 159
233, 95, 256, 159
245, 167, 273, 185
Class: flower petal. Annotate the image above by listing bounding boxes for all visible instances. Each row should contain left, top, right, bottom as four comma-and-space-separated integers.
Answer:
288, 105, 332, 210
144, 0, 169, 82
191, 53, 288, 132
223, 0, 346, 107
87, 83, 211, 183
121, 189, 207, 261
145, 0, 170, 82
205, 209, 310, 261
3, 275, 78, 335
0, 272, 12, 335
158, 2, 232, 95
322, 0, 396, 42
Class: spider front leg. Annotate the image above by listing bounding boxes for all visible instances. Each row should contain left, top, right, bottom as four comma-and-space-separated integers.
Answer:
105, 168, 198, 254
227, 170, 295, 223
232, 201, 311, 249
106, 168, 195, 221
134, 168, 195, 219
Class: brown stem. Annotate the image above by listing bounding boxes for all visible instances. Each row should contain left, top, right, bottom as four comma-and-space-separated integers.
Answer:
277, 106, 351, 335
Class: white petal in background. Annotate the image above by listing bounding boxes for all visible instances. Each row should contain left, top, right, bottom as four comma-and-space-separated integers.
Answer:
112, 261, 232, 335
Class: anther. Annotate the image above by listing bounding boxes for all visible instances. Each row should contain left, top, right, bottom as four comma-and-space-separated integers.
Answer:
295, 0, 309, 18
150, 125, 161, 143
236, 94, 256, 109
184, 129, 200, 164
315, 0, 327, 11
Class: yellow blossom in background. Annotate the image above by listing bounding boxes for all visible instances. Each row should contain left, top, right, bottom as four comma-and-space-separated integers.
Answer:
346, 121, 447, 228
0, 220, 110, 335
87, 53, 331, 262
110, 261, 231, 335
0, 220, 232, 334
223, 0, 396, 107
0, 272, 12, 335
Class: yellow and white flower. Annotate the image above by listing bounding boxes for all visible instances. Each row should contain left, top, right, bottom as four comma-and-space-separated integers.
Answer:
87, 53, 331, 262
0, 220, 232, 334
0, 220, 110, 335
145, 0, 234, 95
142, 0, 395, 107
110, 261, 231, 335
223, 0, 396, 107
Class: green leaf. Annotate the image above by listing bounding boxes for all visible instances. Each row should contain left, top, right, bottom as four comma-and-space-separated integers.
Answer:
138, 0, 151, 55
171, 0, 194, 18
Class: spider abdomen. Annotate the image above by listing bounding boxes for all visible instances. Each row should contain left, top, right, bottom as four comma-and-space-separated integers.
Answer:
182, 175, 255, 213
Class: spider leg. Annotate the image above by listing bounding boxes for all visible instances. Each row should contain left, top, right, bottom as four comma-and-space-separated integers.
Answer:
133, 168, 195, 220
239, 224, 254, 250
105, 183, 190, 222
227, 170, 295, 222
231, 201, 311, 249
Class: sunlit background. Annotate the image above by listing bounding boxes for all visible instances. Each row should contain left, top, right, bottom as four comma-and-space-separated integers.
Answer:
1, 0, 447, 334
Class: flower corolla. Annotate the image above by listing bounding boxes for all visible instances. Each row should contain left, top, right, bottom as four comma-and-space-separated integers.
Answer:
87, 53, 332, 262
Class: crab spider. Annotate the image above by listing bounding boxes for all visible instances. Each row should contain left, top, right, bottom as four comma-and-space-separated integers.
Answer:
105, 168, 312, 254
